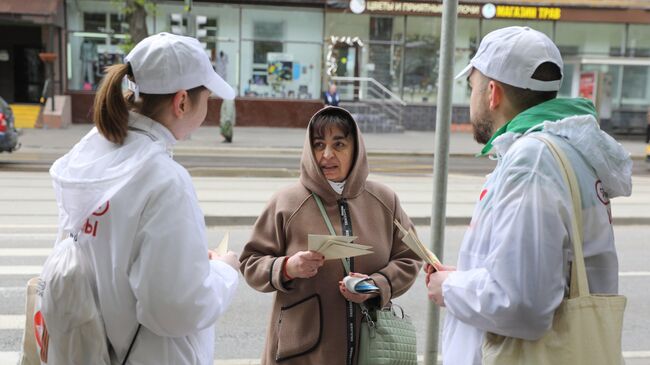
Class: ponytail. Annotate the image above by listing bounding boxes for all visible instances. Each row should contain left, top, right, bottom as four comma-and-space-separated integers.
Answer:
93, 64, 130, 145
93, 64, 209, 145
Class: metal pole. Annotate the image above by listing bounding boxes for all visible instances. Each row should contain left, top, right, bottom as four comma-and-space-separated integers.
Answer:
424, 0, 458, 364
187, 13, 196, 38
50, 25, 56, 112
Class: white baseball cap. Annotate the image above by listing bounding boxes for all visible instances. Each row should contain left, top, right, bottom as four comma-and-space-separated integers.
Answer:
124, 32, 235, 99
455, 26, 563, 91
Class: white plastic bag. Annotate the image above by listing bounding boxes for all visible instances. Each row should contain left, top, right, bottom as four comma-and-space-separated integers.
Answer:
34, 236, 111, 365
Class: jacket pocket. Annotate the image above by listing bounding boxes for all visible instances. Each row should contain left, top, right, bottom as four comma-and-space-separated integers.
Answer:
276, 294, 322, 362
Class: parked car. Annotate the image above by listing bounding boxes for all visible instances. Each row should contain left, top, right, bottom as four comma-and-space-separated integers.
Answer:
0, 97, 20, 152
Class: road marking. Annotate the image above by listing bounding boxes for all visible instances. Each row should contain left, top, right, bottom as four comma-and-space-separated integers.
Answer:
0, 352, 19, 365
619, 272, 650, 277
0, 249, 51, 257
0, 224, 58, 230
0, 266, 41, 276
0, 233, 56, 238
0, 287, 24, 295
0, 315, 25, 330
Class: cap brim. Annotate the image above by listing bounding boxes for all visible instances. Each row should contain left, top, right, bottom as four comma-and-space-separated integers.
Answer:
205, 72, 236, 100
455, 63, 473, 81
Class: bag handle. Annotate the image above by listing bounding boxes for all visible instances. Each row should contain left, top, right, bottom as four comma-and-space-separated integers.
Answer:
532, 135, 589, 299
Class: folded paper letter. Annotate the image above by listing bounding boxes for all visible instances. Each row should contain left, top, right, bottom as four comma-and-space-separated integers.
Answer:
394, 220, 441, 268
215, 232, 229, 256
308, 234, 373, 260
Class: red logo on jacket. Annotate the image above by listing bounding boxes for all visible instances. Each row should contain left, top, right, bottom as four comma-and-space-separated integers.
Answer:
595, 180, 612, 224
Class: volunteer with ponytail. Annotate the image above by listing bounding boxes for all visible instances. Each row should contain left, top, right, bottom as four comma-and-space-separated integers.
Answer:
49, 33, 239, 364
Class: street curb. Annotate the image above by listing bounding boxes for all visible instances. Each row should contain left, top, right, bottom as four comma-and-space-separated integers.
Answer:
187, 167, 299, 178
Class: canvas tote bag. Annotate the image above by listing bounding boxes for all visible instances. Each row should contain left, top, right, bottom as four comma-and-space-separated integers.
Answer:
482, 134, 627, 365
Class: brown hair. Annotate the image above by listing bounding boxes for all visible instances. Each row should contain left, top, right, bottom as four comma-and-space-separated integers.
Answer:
93, 64, 207, 145
310, 109, 357, 143
496, 62, 562, 114
309, 109, 358, 169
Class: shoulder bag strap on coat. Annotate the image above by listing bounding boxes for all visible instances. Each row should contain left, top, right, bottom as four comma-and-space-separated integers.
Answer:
313, 192, 359, 365
121, 323, 141, 365
532, 134, 589, 299
312, 192, 351, 274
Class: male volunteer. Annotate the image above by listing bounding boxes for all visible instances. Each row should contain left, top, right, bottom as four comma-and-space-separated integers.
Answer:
425, 26, 632, 364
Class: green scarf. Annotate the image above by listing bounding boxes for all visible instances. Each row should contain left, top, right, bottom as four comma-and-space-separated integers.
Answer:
479, 98, 597, 156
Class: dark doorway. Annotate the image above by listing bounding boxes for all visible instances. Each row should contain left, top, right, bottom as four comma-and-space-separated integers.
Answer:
0, 25, 43, 103
14, 46, 44, 103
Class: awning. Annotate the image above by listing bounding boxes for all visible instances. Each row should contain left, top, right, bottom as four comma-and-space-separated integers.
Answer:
0, 0, 64, 26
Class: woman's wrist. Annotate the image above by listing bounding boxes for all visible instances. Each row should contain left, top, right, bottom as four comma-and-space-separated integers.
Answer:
281, 256, 293, 281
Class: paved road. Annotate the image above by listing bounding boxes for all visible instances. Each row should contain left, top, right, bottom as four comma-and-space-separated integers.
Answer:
2, 172, 649, 228
1, 226, 649, 364
0, 151, 501, 176
3, 151, 650, 177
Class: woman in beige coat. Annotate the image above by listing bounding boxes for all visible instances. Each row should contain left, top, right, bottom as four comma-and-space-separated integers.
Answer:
240, 106, 421, 365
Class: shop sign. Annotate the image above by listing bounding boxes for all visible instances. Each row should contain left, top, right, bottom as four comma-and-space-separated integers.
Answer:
579, 71, 596, 101
482, 3, 561, 20
366, 1, 481, 16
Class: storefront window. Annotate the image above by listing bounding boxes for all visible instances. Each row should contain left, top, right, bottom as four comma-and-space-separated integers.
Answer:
452, 17, 480, 105
164, 4, 241, 92
628, 25, 650, 57
240, 7, 322, 99
555, 22, 625, 56
367, 16, 403, 94
621, 65, 649, 105
403, 16, 439, 103
67, 12, 127, 91
582, 64, 621, 109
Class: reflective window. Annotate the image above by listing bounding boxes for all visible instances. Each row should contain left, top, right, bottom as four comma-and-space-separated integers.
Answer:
628, 25, 650, 57
403, 16, 439, 103
240, 7, 323, 99
555, 22, 625, 56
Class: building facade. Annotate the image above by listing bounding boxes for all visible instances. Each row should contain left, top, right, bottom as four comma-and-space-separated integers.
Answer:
17, 0, 650, 130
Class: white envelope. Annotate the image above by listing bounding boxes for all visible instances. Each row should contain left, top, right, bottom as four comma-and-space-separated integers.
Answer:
394, 220, 441, 267
215, 232, 229, 256
308, 234, 357, 251
308, 234, 373, 260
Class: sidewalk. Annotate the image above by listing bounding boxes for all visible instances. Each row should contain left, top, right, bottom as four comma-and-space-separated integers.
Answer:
7, 123, 649, 159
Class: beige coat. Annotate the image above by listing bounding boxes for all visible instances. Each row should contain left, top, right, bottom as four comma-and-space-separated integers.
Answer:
240, 107, 421, 365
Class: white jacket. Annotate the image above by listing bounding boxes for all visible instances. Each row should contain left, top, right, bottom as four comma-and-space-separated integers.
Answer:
50, 112, 239, 364
441, 115, 632, 364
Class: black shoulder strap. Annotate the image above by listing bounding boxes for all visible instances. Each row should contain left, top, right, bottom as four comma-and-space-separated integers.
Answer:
121, 323, 142, 365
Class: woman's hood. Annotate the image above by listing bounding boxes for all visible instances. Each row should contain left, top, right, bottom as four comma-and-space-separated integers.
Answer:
50, 113, 172, 234
300, 107, 369, 203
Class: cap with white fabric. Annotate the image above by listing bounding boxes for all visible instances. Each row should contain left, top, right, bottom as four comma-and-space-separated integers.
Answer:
455, 26, 563, 91
124, 32, 235, 99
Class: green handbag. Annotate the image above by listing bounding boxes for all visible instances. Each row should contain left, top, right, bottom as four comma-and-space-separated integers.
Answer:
312, 193, 418, 365
357, 303, 418, 365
